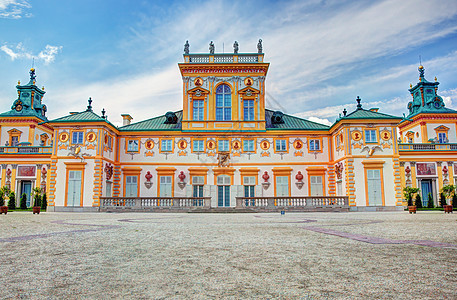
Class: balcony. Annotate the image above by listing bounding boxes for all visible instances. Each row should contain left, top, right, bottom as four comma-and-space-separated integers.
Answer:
236, 196, 349, 210
399, 143, 457, 151
0, 146, 52, 154
100, 197, 212, 211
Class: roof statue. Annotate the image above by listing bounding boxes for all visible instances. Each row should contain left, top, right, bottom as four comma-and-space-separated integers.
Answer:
209, 41, 215, 54
356, 96, 362, 110
86, 97, 93, 112
233, 41, 239, 54
184, 40, 189, 54
257, 39, 262, 53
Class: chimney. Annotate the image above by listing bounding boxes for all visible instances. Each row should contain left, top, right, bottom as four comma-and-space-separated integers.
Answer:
369, 108, 379, 112
121, 114, 133, 126
69, 112, 78, 115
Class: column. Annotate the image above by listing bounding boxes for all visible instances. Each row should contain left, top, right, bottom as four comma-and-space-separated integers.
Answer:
447, 162, 454, 186
410, 162, 417, 188
29, 124, 36, 144
1, 164, 6, 187
10, 164, 18, 192
36, 164, 42, 190
437, 161, 443, 191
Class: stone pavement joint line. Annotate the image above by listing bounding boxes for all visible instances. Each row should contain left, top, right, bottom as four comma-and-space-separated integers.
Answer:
302, 225, 457, 249
0, 220, 120, 243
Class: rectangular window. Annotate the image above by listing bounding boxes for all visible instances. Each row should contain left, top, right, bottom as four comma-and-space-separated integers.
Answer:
161, 139, 172, 152
365, 130, 377, 143
243, 176, 255, 204
193, 140, 204, 152
276, 176, 289, 197
218, 140, 229, 152
193, 100, 204, 121
107, 135, 113, 149
275, 139, 287, 152
72, 131, 84, 144
127, 140, 139, 152
309, 139, 320, 151
243, 100, 254, 121
337, 181, 342, 196
310, 176, 323, 196
243, 140, 254, 152
159, 176, 172, 197
336, 135, 340, 149
125, 176, 138, 197
438, 132, 447, 143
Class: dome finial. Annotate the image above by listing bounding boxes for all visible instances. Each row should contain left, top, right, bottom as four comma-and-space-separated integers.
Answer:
418, 65, 425, 78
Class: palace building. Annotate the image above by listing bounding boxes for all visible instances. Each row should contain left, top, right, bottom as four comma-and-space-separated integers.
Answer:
0, 41, 455, 211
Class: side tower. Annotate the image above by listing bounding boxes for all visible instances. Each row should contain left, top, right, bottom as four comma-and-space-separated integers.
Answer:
398, 66, 457, 206
179, 40, 269, 132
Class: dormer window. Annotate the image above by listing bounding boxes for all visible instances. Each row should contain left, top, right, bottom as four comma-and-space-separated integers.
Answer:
72, 131, 84, 144
434, 125, 450, 144
193, 100, 204, 121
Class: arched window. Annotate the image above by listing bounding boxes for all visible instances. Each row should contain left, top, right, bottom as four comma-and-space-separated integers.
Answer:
216, 84, 231, 121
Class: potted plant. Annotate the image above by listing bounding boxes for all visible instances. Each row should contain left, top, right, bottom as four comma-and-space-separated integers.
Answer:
403, 186, 419, 214
427, 193, 434, 208
8, 191, 16, 211
441, 185, 455, 213
0, 186, 8, 215
20, 193, 27, 210
452, 193, 457, 209
415, 193, 422, 209
32, 187, 42, 214
41, 193, 47, 211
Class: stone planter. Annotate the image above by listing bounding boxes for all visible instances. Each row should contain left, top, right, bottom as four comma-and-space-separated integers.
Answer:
0, 206, 7, 215
32, 206, 41, 214
444, 205, 453, 214
408, 206, 416, 214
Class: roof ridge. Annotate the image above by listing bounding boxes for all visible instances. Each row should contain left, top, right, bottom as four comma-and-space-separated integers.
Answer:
120, 110, 183, 128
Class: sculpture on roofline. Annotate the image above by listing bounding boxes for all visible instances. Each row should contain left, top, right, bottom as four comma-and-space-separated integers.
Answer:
209, 41, 215, 54
233, 41, 239, 54
184, 40, 189, 54
257, 39, 262, 53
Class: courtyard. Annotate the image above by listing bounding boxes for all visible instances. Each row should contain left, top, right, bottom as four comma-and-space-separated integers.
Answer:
0, 211, 456, 299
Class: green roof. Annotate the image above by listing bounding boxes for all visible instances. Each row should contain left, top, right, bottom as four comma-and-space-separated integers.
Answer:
340, 108, 401, 120
119, 111, 182, 131
48, 110, 116, 128
265, 109, 330, 131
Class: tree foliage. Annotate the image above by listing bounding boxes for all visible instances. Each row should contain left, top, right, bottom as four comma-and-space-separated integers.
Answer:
403, 187, 419, 206
20, 193, 27, 210
427, 193, 434, 208
8, 191, 16, 210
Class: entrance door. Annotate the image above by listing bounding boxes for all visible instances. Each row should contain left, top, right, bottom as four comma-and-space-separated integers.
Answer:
367, 169, 383, 206
21, 181, 32, 207
421, 180, 433, 206
67, 170, 82, 206
217, 175, 231, 207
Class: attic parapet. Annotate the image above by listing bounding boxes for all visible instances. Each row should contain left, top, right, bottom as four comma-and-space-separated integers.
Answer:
183, 53, 264, 64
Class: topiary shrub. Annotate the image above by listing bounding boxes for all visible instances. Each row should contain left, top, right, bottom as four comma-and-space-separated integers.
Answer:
20, 193, 27, 209
8, 191, 16, 210
427, 193, 434, 208
41, 193, 47, 210
0, 190, 4, 207
32, 187, 41, 207
439, 193, 447, 207
415, 193, 422, 208
452, 193, 457, 209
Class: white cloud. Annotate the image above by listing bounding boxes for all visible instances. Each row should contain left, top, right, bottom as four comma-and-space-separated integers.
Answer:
0, 43, 62, 64
0, 0, 31, 19
307, 117, 333, 126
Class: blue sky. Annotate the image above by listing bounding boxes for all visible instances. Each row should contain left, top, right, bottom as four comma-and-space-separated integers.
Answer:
1, 0, 457, 126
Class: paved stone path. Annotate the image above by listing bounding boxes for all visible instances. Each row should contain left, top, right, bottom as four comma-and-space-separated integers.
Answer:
0, 211, 456, 299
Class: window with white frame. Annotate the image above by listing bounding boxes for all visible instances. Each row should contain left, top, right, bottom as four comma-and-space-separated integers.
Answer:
72, 131, 84, 144
243, 140, 254, 152
192, 176, 204, 198
243, 176, 256, 198
276, 176, 289, 196
193, 100, 204, 121
244, 100, 254, 121
216, 84, 231, 121
127, 140, 138, 152
161, 139, 173, 152
365, 130, 377, 143
125, 176, 138, 197
309, 139, 320, 151
218, 140, 229, 152
275, 139, 287, 152
159, 176, 172, 197
310, 176, 323, 196
193, 140, 204, 152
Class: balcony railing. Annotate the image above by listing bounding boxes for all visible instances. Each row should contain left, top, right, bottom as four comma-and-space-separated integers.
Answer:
235, 196, 349, 208
187, 54, 260, 64
100, 197, 211, 209
0, 146, 52, 154
399, 143, 457, 151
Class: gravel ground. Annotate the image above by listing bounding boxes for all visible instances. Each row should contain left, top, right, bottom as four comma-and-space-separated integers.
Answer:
0, 211, 456, 299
